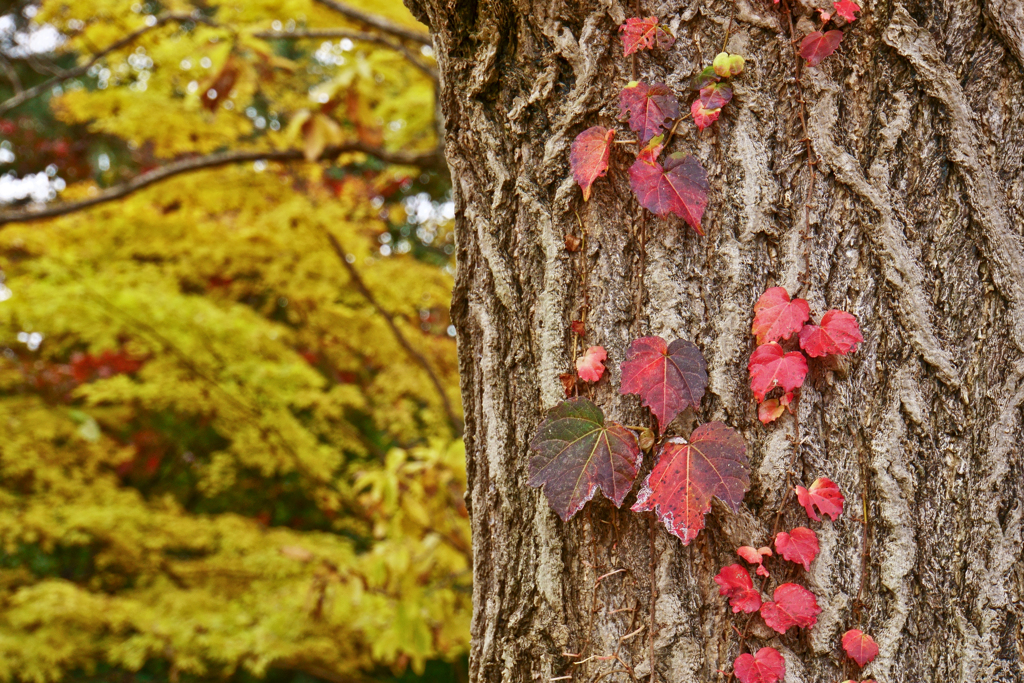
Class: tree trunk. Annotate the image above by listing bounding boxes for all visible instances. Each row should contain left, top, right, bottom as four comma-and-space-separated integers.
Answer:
404, 0, 1024, 681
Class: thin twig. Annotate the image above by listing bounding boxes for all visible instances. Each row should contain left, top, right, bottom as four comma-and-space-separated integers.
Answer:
781, 0, 818, 288
0, 143, 444, 228
0, 13, 219, 115
311, 0, 431, 46
647, 515, 657, 683
619, 624, 646, 642
722, 3, 736, 53
322, 229, 462, 438
253, 28, 437, 81
0, 54, 23, 95
596, 568, 627, 583
855, 446, 871, 623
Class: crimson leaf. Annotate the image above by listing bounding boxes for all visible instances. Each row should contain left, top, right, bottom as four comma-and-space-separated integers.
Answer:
774, 526, 819, 571
629, 152, 709, 234
798, 309, 863, 357
691, 99, 721, 132
759, 583, 821, 633
529, 397, 642, 521
833, 0, 861, 22
619, 16, 659, 56
734, 648, 786, 683
632, 422, 749, 544
570, 126, 615, 201
800, 30, 844, 66
751, 287, 810, 345
737, 545, 772, 577
795, 476, 845, 521
714, 564, 761, 613
748, 342, 808, 402
842, 629, 879, 667
620, 81, 679, 144
619, 336, 707, 430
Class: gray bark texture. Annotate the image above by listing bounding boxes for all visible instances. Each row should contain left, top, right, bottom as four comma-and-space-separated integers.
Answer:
403, 0, 1024, 681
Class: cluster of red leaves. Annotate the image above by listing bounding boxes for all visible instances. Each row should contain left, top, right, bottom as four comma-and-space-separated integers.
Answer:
69, 350, 144, 383
13, 349, 145, 400
713, 473, 881, 682
794, 0, 862, 66
690, 52, 745, 132
531, 337, 750, 547
748, 287, 863, 423
568, 16, 712, 235
714, 475, 878, 681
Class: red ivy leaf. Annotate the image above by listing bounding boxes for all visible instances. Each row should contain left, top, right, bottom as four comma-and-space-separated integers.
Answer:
759, 583, 821, 634
691, 98, 721, 131
699, 82, 733, 110
632, 422, 749, 544
528, 397, 642, 521
833, 0, 861, 22
619, 336, 708, 429
795, 476, 845, 521
570, 126, 615, 201
842, 629, 879, 667
751, 287, 811, 345
620, 81, 679, 143
629, 152, 709, 234
571, 320, 586, 336
576, 345, 607, 382
757, 391, 793, 425
800, 30, 844, 66
774, 526, 819, 571
714, 564, 761, 613
734, 647, 786, 683
737, 545, 772, 577
798, 309, 864, 357
748, 342, 809, 402
619, 16, 659, 56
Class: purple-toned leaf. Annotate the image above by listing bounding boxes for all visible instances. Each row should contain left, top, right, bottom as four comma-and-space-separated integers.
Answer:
700, 82, 733, 110
632, 422, 749, 544
529, 397, 642, 521
619, 336, 708, 430
620, 81, 679, 143
629, 152, 709, 234
800, 30, 844, 66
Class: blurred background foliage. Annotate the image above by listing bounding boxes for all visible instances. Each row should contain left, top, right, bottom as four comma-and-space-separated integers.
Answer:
0, 1, 469, 682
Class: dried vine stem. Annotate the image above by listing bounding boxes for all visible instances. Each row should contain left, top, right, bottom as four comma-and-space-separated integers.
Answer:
780, 0, 818, 287
647, 515, 658, 683
854, 449, 872, 623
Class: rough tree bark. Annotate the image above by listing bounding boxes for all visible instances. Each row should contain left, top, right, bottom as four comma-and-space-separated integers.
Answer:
404, 0, 1024, 681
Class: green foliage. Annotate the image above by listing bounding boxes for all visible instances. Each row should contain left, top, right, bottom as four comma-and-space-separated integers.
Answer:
0, 1, 467, 682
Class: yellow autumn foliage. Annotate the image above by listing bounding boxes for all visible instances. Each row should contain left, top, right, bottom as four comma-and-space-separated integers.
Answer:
0, 1, 467, 681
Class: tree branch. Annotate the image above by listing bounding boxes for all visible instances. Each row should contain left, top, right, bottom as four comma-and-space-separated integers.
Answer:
321, 228, 464, 438
310, 0, 432, 46
253, 28, 437, 82
0, 54, 23, 96
0, 143, 445, 227
0, 13, 218, 116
